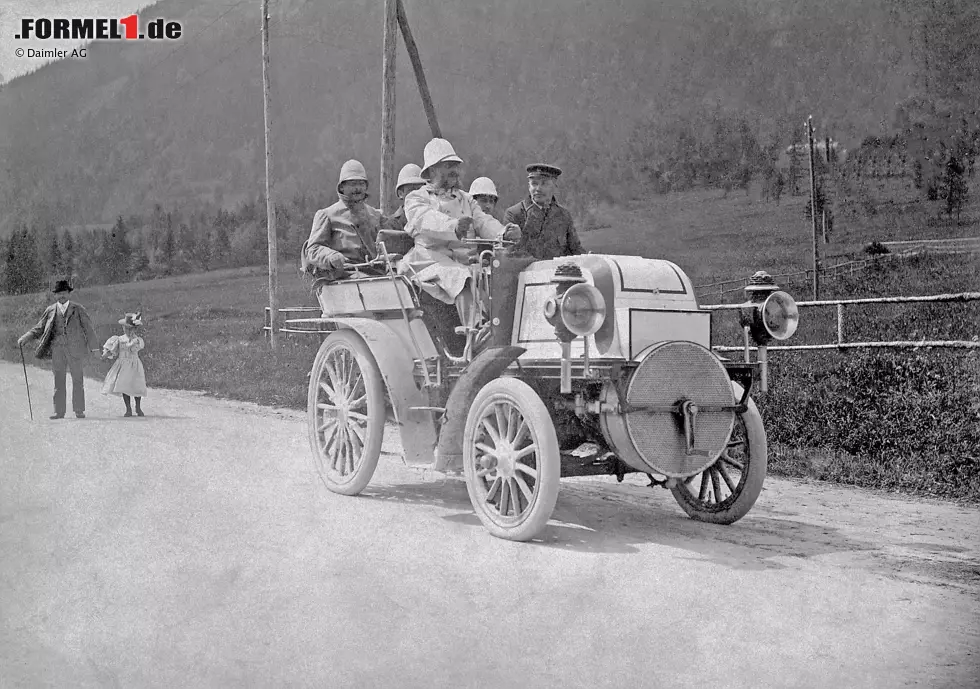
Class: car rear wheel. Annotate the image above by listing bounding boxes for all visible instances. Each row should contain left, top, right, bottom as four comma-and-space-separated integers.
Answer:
670, 384, 767, 524
307, 330, 385, 496
463, 378, 560, 541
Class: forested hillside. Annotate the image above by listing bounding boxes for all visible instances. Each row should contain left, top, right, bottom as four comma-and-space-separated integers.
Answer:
0, 0, 929, 230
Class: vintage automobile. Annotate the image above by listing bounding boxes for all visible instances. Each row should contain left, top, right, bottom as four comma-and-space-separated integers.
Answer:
287, 237, 799, 541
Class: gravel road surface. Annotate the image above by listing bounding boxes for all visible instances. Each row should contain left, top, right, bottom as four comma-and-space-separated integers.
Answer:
1, 361, 978, 688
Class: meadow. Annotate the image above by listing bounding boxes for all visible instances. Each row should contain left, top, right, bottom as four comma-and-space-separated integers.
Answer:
2, 185, 977, 501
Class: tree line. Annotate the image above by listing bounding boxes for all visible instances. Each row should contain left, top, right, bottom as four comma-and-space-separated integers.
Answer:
1, 103, 974, 296
0, 195, 320, 295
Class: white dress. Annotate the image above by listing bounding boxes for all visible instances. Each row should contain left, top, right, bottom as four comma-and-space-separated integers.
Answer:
101, 335, 148, 396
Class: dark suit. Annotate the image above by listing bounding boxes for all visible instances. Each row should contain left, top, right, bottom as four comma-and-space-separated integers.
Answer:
22, 302, 98, 416
504, 197, 584, 260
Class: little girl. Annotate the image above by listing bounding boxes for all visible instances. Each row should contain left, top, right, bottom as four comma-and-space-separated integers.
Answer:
101, 312, 148, 417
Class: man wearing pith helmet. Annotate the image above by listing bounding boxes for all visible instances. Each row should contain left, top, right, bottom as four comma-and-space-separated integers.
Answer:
386, 163, 427, 233
504, 163, 583, 260
468, 176, 501, 221
301, 159, 386, 280
401, 138, 522, 325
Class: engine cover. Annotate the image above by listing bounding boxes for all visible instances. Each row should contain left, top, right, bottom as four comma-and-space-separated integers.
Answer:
602, 341, 735, 477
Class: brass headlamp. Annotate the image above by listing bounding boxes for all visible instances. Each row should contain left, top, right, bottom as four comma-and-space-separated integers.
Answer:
737, 271, 799, 392
543, 263, 606, 393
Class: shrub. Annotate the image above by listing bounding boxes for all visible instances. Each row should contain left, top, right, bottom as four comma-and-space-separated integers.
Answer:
864, 240, 890, 256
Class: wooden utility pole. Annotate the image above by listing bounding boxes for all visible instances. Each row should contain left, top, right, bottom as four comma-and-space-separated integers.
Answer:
380, 0, 398, 214
397, 0, 441, 139
261, 0, 279, 349
807, 116, 821, 301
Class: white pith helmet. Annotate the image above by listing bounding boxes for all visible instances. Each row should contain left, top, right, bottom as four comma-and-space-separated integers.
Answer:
396, 163, 426, 191
420, 138, 463, 178
468, 177, 498, 199
337, 159, 369, 193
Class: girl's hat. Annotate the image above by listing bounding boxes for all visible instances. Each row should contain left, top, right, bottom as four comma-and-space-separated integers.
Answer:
119, 312, 143, 327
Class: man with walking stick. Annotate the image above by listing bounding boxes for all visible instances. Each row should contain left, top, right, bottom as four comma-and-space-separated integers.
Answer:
19, 343, 34, 420
17, 279, 99, 419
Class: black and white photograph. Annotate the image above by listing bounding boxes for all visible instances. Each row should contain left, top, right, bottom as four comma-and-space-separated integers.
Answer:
1, 0, 978, 686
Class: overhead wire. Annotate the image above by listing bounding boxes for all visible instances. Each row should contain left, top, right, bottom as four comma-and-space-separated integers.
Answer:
146, 0, 254, 73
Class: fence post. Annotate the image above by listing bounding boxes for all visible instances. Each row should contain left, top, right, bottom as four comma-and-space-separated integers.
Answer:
836, 303, 844, 348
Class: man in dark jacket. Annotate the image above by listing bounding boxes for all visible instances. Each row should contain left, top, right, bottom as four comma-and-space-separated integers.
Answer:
17, 279, 99, 419
504, 163, 584, 259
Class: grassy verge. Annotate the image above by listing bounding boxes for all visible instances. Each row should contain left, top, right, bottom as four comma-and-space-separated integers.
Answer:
2, 250, 977, 503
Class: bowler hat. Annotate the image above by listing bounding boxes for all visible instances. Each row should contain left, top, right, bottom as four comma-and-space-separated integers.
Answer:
118, 312, 143, 327
51, 279, 73, 294
526, 163, 562, 178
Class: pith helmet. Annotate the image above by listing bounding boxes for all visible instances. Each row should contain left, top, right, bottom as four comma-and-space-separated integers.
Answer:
468, 177, 498, 199
396, 163, 426, 191
337, 159, 369, 192
420, 138, 463, 178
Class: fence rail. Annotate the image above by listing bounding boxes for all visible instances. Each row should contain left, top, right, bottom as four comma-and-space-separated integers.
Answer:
263, 306, 324, 334
264, 294, 980, 351
695, 250, 922, 301
695, 237, 980, 302
704, 291, 980, 352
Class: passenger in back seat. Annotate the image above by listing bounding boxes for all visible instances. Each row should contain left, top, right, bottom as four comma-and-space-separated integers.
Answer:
301, 159, 386, 281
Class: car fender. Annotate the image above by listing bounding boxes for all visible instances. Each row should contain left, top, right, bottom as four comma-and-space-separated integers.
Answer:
328, 317, 437, 466
432, 345, 526, 472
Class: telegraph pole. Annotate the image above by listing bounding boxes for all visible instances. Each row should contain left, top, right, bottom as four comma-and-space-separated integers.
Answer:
261, 0, 279, 349
397, 0, 441, 139
807, 116, 821, 301
380, 0, 397, 214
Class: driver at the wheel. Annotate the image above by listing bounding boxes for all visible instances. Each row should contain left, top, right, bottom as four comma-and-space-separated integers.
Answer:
301, 159, 386, 281
401, 138, 522, 325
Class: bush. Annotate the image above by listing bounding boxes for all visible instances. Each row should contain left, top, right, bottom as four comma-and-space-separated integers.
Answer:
864, 240, 890, 256
760, 350, 980, 501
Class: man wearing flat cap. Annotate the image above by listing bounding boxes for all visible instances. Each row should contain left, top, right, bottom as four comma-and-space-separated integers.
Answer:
17, 278, 100, 419
504, 164, 584, 260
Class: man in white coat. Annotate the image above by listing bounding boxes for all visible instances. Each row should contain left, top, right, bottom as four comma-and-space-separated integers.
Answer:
401, 138, 522, 328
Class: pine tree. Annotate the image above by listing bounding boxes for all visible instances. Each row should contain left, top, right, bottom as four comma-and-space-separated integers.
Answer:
106, 215, 132, 283
61, 230, 75, 277
49, 231, 63, 278
162, 223, 176, 273
944, 155, 969, 223
16, 227, 46, 293
2, 230, 20, 294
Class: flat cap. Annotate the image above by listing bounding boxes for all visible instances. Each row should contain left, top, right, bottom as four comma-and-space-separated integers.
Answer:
526, 163, 562, 178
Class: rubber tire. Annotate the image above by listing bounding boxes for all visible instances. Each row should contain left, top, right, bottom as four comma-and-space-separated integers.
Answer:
463, 377, 561, 542
670, 383, 767, 524
307, 330, 386, 496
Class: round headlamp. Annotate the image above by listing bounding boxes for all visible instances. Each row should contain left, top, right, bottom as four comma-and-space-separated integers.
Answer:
760, 290, 799, 341
557, 283, 606, 337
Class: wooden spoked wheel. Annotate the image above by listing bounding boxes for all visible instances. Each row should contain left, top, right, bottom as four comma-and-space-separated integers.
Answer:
307, 331, 385, 496
463, 378, 560, 541
670, 385, 767, 524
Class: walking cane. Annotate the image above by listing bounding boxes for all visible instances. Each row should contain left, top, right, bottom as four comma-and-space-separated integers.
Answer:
19, 344, 33, 421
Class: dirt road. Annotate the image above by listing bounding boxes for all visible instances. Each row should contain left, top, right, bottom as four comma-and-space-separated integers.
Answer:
1, 361, 978, 688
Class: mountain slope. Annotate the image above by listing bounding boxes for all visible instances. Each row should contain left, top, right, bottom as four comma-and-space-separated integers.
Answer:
0, 0, 923, 232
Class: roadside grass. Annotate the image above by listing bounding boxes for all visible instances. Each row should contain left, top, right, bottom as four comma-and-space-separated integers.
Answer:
0, 265, 323, 411
1, 187, 977, 501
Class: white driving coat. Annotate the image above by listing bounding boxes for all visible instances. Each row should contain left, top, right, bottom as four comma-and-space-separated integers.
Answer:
400, 185, 506, 303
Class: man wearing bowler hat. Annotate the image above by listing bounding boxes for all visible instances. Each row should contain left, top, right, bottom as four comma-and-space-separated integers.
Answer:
17, 278, 99, 419
504, 163, 584, 260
